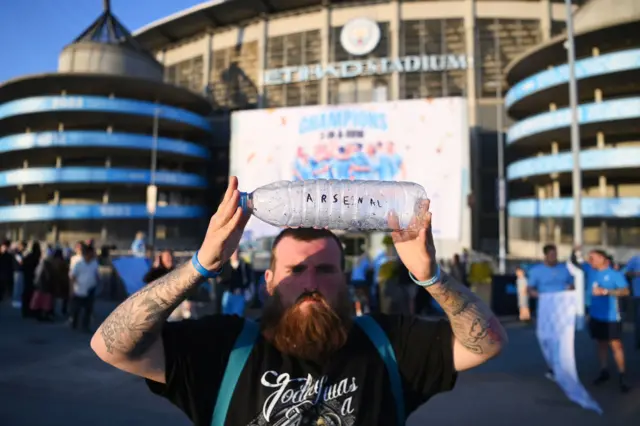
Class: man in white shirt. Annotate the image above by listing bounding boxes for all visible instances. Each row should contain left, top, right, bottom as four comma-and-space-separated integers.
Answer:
69, 245, 99, 332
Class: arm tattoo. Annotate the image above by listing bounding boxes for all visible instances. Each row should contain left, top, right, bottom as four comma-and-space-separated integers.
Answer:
98, 261, 203, 359
426, 273, 506, 356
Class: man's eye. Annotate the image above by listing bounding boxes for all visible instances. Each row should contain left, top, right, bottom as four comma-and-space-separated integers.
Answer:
291, 265, 306, 274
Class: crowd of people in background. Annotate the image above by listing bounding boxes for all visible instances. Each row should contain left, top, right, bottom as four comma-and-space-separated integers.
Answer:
515, 243, 640, 393
0, 238, 110, 332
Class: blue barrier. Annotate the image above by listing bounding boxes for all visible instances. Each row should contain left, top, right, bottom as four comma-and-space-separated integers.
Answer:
0, 167, 207, 188
0, 131, 210, 159
506, 49, 640, 108
509, 197, 640, 218
0, 96, 213, 132
507, 97, 640, 144
0, 204, 206, 223
507, 147, 640, 180
112, 257, 151, 295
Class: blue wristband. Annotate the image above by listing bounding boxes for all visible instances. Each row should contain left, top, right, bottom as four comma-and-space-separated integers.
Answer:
409, 265, 441, 288
191, 250, 221, 279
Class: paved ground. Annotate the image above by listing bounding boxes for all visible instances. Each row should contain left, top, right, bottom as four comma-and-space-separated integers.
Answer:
1, 301, 638, 426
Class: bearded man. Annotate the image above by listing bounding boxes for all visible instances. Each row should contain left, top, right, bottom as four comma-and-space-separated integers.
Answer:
91, 177, 507, 426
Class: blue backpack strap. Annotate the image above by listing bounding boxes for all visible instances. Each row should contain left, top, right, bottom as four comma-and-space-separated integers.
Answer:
355, 315, 406, 426
211, 319, 260, 426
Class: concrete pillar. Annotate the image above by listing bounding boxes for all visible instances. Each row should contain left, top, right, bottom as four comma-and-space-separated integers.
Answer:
594, 88, 602, 102
103, 191, 109, 204
389, 0, 401, 100
20, 193, 26, 205
320, 4, 331, 105
540, 0, 552, 41
56, 156, 62, 168
257, 16, 268, 108
53, 190, 60, 204
101, 226, 108, 242
464, 0, 478, 126
597, 131, 605, 148
204, 32, 213, 90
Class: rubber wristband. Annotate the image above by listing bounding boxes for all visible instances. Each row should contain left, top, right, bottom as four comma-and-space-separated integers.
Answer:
191, 250, 221, 279
409, 265, 441, 288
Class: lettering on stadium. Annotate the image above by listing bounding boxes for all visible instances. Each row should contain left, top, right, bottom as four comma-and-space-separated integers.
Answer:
264, 54, 468, 86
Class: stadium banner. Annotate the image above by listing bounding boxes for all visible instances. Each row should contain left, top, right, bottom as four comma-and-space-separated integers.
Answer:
230, 98, 468, 240
536, 291, 602, 414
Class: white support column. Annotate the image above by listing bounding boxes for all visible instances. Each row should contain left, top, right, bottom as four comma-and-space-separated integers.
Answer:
320, 3, 331, 105
204, 32, 213, 91
389, 0, 401, 100
257, 16, 268, 108
540, 0, 552, 41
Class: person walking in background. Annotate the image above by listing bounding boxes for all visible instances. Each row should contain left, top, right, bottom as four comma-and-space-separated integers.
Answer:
50, 248, 70, 318
12, 241, 25, 309
350, 249, 372, 316
378, 260, 413, 315
143, 250, 175, 284
21, 242, 42, 319
515, 266, 530, 322
218, 249, 251, 316
131, 232, 146, 257
30, 246, 56, 322
69, 241, 84, 272
69, 245, 100, 332
528, 244, 574, 381
450, 254, 468, 288
622, 253, 640, 349
587, 250, 631, 393
0, 240, 14, 305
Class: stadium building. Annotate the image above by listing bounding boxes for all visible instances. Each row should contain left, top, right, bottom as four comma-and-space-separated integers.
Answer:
505, 0, 640, 259
0, 3, 219, 248
132, 0, 586, 255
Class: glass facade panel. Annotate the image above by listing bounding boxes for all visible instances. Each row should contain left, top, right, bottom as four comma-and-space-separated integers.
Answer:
209, 41, 259, 110
399, 19, 465, 99
165, 56, 204, 93
265, 30, 322, 108
477, 19, 541, 98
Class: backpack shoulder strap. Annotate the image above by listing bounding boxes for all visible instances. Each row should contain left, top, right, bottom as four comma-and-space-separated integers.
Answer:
211, 318, 260, 426
355, 315, 406, 426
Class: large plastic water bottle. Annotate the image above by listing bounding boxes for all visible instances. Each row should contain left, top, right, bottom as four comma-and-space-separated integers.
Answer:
239, 179, 428, 231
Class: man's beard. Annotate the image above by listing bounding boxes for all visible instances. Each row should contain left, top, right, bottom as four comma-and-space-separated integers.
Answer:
261, 287, 353, 362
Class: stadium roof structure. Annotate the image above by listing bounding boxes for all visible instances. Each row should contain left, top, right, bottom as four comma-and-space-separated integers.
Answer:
133, 0, 355, 51
69, 0, 159, 63
505, 0, 640, 83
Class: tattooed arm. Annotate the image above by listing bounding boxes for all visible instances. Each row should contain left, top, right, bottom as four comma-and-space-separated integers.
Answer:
425, 272, 508, 372
90, 263, 204, 382
90, 177, 250, 383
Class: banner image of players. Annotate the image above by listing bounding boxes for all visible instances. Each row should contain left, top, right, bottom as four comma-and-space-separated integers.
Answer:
230, 98, 469, 240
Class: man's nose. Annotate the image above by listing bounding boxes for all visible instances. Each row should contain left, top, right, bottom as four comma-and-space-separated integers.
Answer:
304, 272, 320, 292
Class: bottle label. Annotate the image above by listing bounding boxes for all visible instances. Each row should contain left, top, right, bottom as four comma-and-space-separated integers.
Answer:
305, 192, 383, 208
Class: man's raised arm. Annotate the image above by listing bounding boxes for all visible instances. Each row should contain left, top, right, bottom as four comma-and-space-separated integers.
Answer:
391, 200, 508, 373
90, 177, 250, 383
425, 272, 507, 371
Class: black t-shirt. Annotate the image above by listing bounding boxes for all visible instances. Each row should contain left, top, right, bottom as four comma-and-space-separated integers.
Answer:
146, 314, 456, 426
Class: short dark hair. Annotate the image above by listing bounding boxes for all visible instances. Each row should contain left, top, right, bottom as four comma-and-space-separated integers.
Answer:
269, 228, 345, 271
542, 244, 556, 255
590, 249, 610, 263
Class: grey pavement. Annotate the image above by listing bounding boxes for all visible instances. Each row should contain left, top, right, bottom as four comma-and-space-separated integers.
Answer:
0, 301, 638, 426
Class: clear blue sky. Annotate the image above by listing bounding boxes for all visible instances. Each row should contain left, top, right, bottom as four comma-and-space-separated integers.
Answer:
0, 0, 206, 83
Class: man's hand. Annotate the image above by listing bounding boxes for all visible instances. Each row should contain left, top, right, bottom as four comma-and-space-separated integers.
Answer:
197, 176, 251, 271
592, 284, 607, 296
388, 199, 436, 281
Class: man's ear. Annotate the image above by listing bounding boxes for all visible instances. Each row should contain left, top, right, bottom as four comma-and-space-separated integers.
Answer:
264, 269, 275, 295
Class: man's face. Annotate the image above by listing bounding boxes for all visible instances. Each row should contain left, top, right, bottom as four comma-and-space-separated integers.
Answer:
265, 236, 345, 310
544, 248, 557, 264
161, 251, 174, 269
262, 236, 352, 360
588, 251, 607, 270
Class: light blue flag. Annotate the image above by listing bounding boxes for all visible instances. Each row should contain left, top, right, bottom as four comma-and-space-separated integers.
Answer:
536, 291, 602, 414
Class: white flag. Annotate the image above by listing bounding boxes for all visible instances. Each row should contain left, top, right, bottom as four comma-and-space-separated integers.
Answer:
536, 291, 602, 414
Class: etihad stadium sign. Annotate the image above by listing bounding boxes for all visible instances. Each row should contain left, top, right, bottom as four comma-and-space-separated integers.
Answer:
263, 54, 468, 86
263, 17, 467, 86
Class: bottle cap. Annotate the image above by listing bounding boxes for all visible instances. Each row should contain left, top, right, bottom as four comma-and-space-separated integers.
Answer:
239, 192, 249, 213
